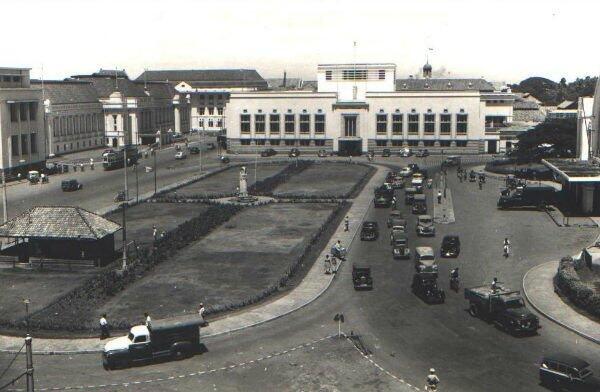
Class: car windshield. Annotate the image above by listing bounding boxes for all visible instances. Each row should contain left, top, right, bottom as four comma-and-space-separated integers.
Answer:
420, 218, 432, 224
420, 255, 434, 261
504, 299, 525, 309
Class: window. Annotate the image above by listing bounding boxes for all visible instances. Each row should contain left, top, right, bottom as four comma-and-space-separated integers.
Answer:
217, 119, 223, 127
378, 69, 386, 80
342, 69, 367, 80
217, 108, 224, 115
30, 133, 37, 153
456, 114, 468, 133
9, 103, 18, 122
284, 139, 296, 146
392, 114, 403, 134
344, 116, 357, 137
208, 119, 214, 128
208, 108, 214, 115
133, 336, 147, 343
315, 139, 325, 146
299, 114, 310, 133
408, 114, 419, 134
440, 114, 451, 134
314, 114, 325, 133
376, 140, 388, 146
456, 140, 468, 147
12, 76, 21, 83
29, 102, 37, 121
299, 139, 311, 146
325, 70, 332, 80
21, 134, 28, 154
255, 114, 265, 133
269, 139, 280, 146
11, 135, 19, 156
440, 140, 451, 147
241, 139, 251, 145
285, 114, 295, 133
240, 114, 251, 133
56, 145, 60, 152
391, 140, 402, 146
255, 139, 266, 145
424, 114, 435, 134
408, 140, 419, 147
199, 119, 204, 128
199, 107, 205, 115
112, 115, 118, 131
20, 103, 27, 121
269, 114, 280, 133
376, 114, 387, 134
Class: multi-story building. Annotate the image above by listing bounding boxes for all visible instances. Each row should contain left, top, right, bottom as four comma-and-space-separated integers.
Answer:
31, 80, 105, 155
0, 68, 46, 174
136, 69, 268, 133
225, 62, 514, 155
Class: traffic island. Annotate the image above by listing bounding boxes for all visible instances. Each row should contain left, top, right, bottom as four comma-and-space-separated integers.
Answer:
433, 187, 455, 224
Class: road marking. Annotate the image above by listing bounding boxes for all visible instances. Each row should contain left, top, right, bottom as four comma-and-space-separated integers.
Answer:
15, 335, 337, 391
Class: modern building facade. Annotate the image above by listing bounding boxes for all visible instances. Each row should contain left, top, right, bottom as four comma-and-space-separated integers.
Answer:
0, 68, 46, 174
136, 69, 268, 133
225, 63, 515, 155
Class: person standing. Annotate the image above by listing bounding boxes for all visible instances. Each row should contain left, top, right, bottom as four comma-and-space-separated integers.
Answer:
426, 368, 440, 391
344, 216, 349, 232
152, 225, 158, 242
331, 255, 338, 274
437, 190, 442, 204
99, 314, 110, 339
144, 312, 152, 328
324, 254, 332, 274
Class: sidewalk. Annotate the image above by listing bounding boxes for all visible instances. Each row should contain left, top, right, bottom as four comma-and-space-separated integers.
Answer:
522, 261, 600, 344
0, 164, 385, 354
433, 187, 455, 224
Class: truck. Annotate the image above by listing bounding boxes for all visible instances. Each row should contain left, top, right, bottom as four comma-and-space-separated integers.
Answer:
464, 284, 540, 335
497, 185, 555, 209
102, 315, 202, 369
103, 145, 139, 170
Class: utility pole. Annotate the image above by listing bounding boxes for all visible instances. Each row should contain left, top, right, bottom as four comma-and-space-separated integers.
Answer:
199, 130, 203, 174
2, 171, 7, 223
122, 148, 128, 270
25, 335, 34, 392
153, 150, 157, 195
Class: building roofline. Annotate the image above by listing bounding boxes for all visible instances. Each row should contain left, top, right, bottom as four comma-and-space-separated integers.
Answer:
0, 67, 31, 71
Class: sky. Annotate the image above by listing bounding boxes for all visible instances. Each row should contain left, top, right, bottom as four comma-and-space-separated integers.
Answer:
1, 0, 599, 84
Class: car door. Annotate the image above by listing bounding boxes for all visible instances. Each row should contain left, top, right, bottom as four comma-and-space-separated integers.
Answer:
129, 335, 152, 362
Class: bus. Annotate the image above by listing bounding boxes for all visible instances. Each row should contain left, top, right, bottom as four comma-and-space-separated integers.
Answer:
103, 146, 139, 170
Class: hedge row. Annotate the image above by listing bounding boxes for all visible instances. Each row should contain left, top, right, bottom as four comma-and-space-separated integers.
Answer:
1, 204, 242, 332
555, 257, 600, 318
248, 160, 313, 196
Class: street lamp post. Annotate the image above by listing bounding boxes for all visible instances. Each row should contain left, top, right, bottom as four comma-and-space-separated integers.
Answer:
153, 150, 157, 195
122, 148, 128, 270
1, 170, 7, 223
23, 298, 30, 334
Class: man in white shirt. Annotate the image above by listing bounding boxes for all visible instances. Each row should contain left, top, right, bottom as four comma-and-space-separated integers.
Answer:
99, 314, 109, 339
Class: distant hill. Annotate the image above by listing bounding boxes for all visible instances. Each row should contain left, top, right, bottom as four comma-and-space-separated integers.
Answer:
510, 76, 597, 106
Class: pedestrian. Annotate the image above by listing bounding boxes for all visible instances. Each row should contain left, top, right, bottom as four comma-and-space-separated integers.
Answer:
324, 254, 332, 274
99, 314, 110, 339
198, 303, 206, 325
144, 312, 152, 328
160, 230, 166, 240
152, 225, 157, 241
437, 190, 442, 204
344, 216, 349, 232
331, 255, 338, 273
491, 277, 499, 292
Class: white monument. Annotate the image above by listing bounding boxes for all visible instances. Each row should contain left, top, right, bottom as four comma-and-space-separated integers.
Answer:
239, 166, 248, 198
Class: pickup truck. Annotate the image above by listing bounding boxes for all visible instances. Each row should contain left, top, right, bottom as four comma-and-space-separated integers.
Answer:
102, 315, 202, 369
497, 185, 555, 209
464, 285, 540, 335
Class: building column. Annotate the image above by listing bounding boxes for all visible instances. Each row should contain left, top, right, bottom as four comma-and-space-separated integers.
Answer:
174, 107, 181, 133
129, 113, 139, 145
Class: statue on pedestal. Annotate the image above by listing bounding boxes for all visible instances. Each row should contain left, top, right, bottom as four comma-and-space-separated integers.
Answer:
239, 166, 248, 198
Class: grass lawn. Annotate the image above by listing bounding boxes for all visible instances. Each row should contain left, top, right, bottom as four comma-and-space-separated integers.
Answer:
95, 203, 337, 322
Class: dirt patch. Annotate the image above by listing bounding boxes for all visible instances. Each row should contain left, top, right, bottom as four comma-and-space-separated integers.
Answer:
95, 203, 337, 321
273, 162, 371, 198
168, 163, 289, 198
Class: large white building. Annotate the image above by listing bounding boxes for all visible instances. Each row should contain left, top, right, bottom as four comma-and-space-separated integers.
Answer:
225, 62, 515, 155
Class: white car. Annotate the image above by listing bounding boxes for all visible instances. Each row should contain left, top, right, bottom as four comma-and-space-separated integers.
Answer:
399, 167, 412, 177
175, 151, 187, 160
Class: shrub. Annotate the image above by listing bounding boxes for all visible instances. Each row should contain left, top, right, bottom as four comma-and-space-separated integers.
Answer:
556, 258, 600, 317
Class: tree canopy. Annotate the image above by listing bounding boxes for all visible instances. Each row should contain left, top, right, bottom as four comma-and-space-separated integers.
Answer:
516, 119, 577, 159
510, 76, 597, 106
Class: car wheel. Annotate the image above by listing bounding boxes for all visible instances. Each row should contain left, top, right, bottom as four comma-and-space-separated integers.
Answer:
469, 304, 479, 317
173, 349, 186, 360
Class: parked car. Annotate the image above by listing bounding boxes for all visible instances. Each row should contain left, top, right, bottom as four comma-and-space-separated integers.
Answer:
360, 221, 379, 241
444, 155, 461, 167
412, 272, 445, 304
415, 149, 429, 158
260, 148, 277, 157
497, 185, 555, 210
398, 148, 412, 157
381, 148, 391, 157
27, 171, 40, 184
414, 246, 437, 273
539, 354, 600, 391
189, 146, 200, 154
219, 155, 230, 164
61, 179, 82, 192
352, 264, 373, 290
416, 215, 435, 236
317, 149, 328, 158
289, 148, 300, 158
441, 235, 461, 257
175, 151, 187, 160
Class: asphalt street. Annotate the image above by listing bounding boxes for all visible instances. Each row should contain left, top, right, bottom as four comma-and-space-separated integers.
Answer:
1, 157, 599, 392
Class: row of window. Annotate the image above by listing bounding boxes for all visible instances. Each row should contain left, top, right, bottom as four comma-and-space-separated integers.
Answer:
376, 113, 468, 134
239, 139, 327, 146
237, 139, 470, 147
325, 69, 386, 81
52, 113, 103, 137
241, 114, 326, 134
1, 75, 21, 83
198, 119, 223, 128
374, 140, 469, 147
197, 107, 224, 116
9, 102, 37, 122
10, 133, 38, 156
55, 139, 102, 153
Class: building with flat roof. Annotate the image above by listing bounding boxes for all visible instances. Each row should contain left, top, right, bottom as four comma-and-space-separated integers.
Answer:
0, 67, 46, 174
225, 62, 514, 155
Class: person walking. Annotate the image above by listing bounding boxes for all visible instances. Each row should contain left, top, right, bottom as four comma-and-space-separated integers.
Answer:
331, 255, 338, 274
144, 312, 152, 328
99, 314, 110, 339
344, 216, 349, 232
437, 190, 442, 204
503, 238, 510, 258
324, 254, 332, 274
152, 225, 158, 242
425, 368, 440, 391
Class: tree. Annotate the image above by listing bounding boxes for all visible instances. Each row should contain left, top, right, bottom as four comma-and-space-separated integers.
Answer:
516, 119, 577, 160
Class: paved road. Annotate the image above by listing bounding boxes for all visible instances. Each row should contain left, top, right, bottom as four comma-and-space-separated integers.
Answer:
1, 157, 599, 391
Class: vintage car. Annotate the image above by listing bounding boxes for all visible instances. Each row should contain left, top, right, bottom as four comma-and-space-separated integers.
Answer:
408, 163, 420, 172
404, 187, 418, 205
381, 148, 391, 157
416, 215, 435, 237
398, 167, 412, 177
61, 179, 82, 192
390, 227, 407, 245
415, 246, 438, 273
391, 176, 405, 189
374, 195, 393, 208
415, 149, 430, 158
219, 155, 230, 164
392, 235, 411, 259
389, 218, 407, 234
539, 354, 600, 391
398, 148, 412, 157
175, 151, 187, 160
352, 264, 373, 290
317, 149, 329, 158
387, 210, 403, 227
188, 146, 200, 154
444, 155, 461, 167
441, 235, 461, 257
412, 194, 427, 214
360, 221, 379, 241
289, 148, 300, 158
411, 272, 445, 304
260, 148, 277, 157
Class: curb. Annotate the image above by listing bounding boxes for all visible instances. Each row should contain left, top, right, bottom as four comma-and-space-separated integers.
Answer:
522, 261, 599, 345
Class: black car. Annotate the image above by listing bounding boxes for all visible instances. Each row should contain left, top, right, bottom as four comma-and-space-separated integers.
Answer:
360, 221, 379, 241
352, 264, 373, 290
189, 146, 200, 154
219, 155, 230, 164
261, 148, 277, 157
408, 163, 420, 173
289, 148, 300, 158
374, 195, 392, 208
382, 149, 391, 157
61, 179, 82, 192
411, 272, 445, 304
440, 235, 460, 257
540, 354, 600, 391
415, 149, 429, 157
